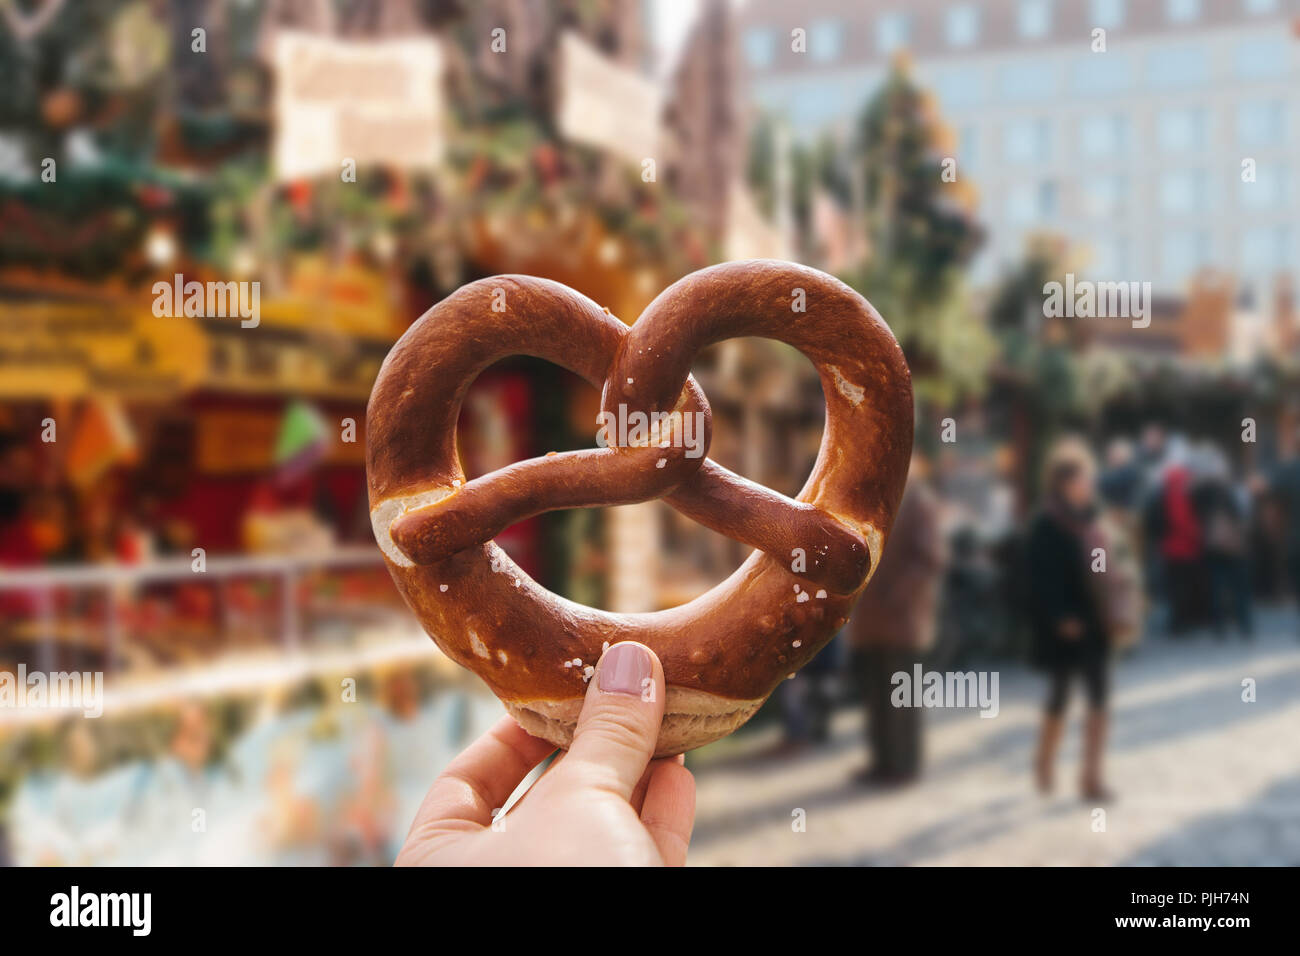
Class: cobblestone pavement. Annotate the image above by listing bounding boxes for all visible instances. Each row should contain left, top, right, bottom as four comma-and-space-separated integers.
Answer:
686, 612, 1300, 866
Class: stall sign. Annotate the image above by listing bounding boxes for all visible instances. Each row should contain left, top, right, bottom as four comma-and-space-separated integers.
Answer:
273, 31, 444, 180
0, 302, 205, 399
196, 408, 279, 474
556, 31, 661, 168
276, 257, 403, 341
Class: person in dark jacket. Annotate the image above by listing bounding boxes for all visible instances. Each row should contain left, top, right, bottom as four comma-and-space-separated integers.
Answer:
1269, 446, 1300, 636
1193, 452, 1253, 639
848, 452, 946, 786
1027, 439, 1114, 801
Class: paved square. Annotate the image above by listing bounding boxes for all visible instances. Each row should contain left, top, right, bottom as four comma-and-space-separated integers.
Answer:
688, 613, 1300, 866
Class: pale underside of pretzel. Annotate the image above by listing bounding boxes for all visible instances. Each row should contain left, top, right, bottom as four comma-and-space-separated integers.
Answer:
366, 260, 913, 756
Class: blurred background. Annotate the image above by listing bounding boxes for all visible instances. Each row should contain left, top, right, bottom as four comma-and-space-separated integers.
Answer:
1, 0, 1299, 866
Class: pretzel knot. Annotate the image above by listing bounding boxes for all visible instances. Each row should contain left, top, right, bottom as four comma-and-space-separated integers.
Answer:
367, 260, 913, 756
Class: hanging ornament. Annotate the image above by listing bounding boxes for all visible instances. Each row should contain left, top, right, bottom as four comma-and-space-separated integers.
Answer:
370, 228, 396, 264
231, 244, 256, 278
136, 183, 174, 210
39, 87, 81, 128
286, 179, 313, 216
385, 172, 409, 213
103, 0, 169, 90
532, 142, 561, 185
144, 226, 177, 267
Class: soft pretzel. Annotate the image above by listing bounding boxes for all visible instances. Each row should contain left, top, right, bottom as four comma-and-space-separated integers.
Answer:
366, 260, 913, 756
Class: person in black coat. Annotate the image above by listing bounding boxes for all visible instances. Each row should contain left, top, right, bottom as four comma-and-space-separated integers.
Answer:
1193, 459, 1253, 639
1027, 440, 1114, 801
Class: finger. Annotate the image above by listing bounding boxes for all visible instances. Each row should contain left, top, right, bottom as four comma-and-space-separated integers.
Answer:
559, 641, 666, 801
628, 760, 659, 815
408, 715, 554, 834
640, 758, 695, 866
630, 755, 687, 813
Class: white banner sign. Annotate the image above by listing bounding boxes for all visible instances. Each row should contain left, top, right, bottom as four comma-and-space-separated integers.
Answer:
557, 31, 661, 167
273, 31, 444, 180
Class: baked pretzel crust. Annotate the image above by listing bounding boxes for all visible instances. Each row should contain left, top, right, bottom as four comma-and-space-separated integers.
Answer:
366, 260, 913, 754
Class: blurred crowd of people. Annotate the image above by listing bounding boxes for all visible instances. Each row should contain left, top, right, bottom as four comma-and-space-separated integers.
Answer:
777, 423, 1300, 800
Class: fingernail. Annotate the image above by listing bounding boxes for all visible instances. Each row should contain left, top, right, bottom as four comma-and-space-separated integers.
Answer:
598, 642, 652, 696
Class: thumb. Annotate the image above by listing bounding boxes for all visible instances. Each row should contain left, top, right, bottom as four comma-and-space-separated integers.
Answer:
559, 641, 666, 800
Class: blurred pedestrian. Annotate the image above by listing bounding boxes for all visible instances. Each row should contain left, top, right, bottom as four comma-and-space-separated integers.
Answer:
1269, 442, 1300, 636
774, 636, 839, 753
1027, 439, 1115, 801
1248, 473, 1287, 601
1097, 436, 1147, 649
847, 452, 946, 787
1158, 458, 1203, 636
1136, 424, 1170, 633
1099, 437, 1142, 512
1194, 449, 1252, 639
1137, 423, 1167, 477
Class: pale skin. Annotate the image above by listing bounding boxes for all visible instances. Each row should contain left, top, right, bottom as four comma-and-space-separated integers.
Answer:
396, 642, 696, 866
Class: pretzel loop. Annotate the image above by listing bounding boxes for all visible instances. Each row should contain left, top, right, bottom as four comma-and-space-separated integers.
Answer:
378, 278, 713, 568
366, 261, 913, 756
604, 264, 898, 595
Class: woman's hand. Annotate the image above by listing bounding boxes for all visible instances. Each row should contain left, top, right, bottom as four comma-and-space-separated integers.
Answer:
396, 642, 695, 866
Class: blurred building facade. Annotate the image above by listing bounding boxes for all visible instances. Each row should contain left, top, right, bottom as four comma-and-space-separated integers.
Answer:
736, 0, 1300, 300
662, 0, 743, 240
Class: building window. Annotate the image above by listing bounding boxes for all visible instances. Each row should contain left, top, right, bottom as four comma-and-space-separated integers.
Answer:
1166, 0, 1201, 22
1088, 237, 1130, 278
1156, 107, 1207, 151
931, 65, 988, 109
998, 59, 1059, 101
1237, 100, 1285, 147
1162, 231, 1211, 280
1090, 0, 1125, 28
1240, 164, 1288, 209
1006, 180, 1057, 224
1241, 226, 1290, 275
809, 19, 843, 62
788, 85, 850, 128
1072, 52, 1132, 95
1082, 175, 1127, 218
1147, 43, 1209, 89
1038, 181, 1059, 219
876, 12, 911, 54
1235, 36, 1288, 79
1159, 169, 1212, 215
1079, 114, 1128, 157
743, 28, 776, 69
946, 4, 980, 47
1018, 0, 1052, 38
1002, 117, 1051, 163
1005, 184, 1035, 225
